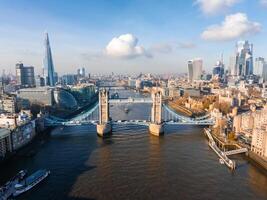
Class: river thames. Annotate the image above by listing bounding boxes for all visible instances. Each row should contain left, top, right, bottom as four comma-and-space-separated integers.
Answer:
0, 90, 267, 200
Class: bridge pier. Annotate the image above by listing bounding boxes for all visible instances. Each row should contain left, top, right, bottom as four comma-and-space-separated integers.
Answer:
149, 123, 164, 136
97, 89, 112, 137
97, 123, 112, 137
149, 91, 164, 136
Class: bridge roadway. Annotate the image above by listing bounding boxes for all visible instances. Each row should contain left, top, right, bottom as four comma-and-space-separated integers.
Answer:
109, 97, 152, 104
45, 119, 214, 127
99, 86, 127, 90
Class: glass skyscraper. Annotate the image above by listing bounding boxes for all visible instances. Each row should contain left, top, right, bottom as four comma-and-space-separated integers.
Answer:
43, 32, 55, 86
187, 58, 203, 83
230, 40, 253, 77
254, 57, 267, 81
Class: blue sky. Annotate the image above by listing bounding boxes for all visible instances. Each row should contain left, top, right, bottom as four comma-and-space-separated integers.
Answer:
0, 0, 267, 75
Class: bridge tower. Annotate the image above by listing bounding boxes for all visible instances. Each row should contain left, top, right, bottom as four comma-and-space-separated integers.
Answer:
97, 89, 112, 136
149, 91, 164, 136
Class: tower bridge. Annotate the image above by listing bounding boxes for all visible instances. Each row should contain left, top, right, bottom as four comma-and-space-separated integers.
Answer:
45, 89, 215, 137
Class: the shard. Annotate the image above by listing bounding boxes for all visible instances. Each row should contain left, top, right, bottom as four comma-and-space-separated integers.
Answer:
43, 32, 55, 86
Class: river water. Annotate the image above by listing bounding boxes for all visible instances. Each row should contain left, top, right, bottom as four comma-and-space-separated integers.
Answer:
1, 90, 267, 200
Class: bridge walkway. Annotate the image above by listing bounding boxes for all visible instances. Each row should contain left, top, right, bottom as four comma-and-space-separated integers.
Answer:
224, 148, 248, 156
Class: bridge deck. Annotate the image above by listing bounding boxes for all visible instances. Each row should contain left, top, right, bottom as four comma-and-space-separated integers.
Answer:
45, 102, 214, 127
109, 98, 152, 104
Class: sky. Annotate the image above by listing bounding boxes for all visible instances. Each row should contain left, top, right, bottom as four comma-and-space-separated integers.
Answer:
0, 0, 267, 75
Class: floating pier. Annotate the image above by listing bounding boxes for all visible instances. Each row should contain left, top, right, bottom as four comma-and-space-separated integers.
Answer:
204, 128, 236, 170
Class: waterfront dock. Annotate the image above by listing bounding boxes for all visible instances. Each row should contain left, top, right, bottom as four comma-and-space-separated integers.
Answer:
204, 128, 236, 170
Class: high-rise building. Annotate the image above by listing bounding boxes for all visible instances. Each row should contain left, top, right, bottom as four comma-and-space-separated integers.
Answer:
254, 57, 267, 81
187, 61, 193, 83
231, 41, 253, 77
15, 62, 35, 88
43, 33, 55, 86
229, 56, 237, 76
212, 60, 224, 79
61, 74, 77, 85
35, 75, 45, 87
77, 67, 86, 77
187, 58, 203, 82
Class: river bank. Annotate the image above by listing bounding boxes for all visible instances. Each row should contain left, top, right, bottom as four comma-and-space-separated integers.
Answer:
248, 151, 267, 172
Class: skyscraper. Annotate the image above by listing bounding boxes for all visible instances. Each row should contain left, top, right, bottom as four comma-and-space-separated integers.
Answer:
187, 58, 203, 82
254, 57, 265, 76
254, 57, 267, 81
212, 60, 224, 79
187, 60, 193, 83
43, 33, 55, 86
77, 67, 86, 77
231, 41, 253, 77
193, 58, 203, 81
229, 56, 237, 76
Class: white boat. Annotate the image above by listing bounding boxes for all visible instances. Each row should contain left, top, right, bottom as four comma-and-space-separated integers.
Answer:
13, 169, 50, 197
0, 170, 27, 200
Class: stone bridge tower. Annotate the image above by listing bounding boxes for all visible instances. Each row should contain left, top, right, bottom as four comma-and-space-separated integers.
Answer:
149, 91, 164, 136
97, 89, 112, 136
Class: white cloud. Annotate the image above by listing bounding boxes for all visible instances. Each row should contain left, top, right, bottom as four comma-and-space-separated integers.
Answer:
195, 0, 240, 15
201, 13, 261, 41
105, 33, 150, 59
260, 0, 267, 7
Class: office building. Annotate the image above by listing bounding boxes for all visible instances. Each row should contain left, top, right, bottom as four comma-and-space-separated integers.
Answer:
43, 32, 56, 86
188, 60, 193, 82
251, 126, 267, 158
231, 41, 253, 77
212, 60, 224, 79
15, 63, 35, 88
254, 57, 267, 81
77, 68, 86, 77
229, 56, 237, 76
62, 74, 77, 85
128, 78, 136, 88
35, 75, 45, 87
0, 95, 17, 113
17, 87, 54, 106
0, 128, 12, 159
187, 58, 203, 82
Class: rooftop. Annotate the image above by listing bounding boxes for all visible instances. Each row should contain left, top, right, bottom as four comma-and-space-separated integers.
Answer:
0, 128, 10, 139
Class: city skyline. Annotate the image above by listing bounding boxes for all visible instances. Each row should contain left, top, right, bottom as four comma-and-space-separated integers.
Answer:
2, 1, 267, 200
0, 0, 267, 75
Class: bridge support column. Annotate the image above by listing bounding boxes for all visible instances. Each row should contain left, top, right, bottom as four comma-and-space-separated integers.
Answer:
149, 123, 164, 136
97, 123, 112, 137
149, 90, 164, 136
97, 89, 112, 137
